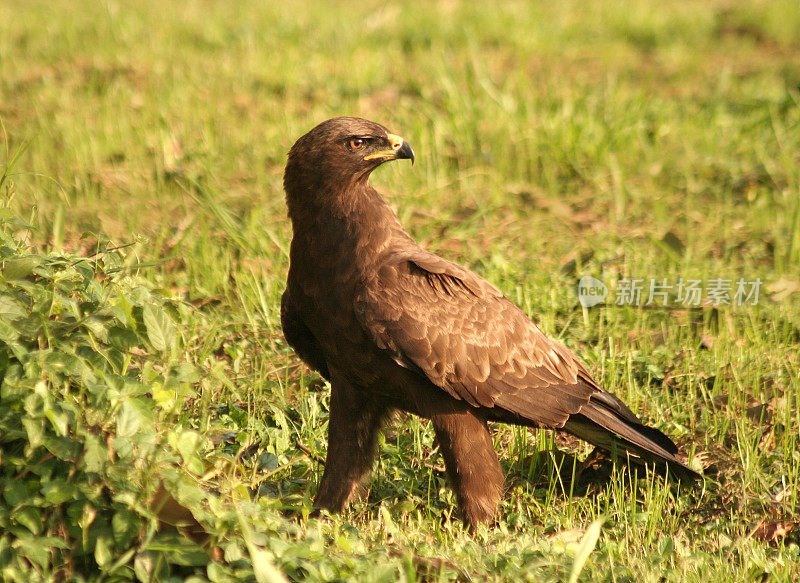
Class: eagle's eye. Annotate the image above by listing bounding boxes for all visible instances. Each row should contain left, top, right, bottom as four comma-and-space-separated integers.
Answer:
348, 138, 366, 151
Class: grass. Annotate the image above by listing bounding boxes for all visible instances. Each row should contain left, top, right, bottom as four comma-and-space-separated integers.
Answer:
1, 0, 799, 580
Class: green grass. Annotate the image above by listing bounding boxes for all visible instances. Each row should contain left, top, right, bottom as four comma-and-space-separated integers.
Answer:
2, 0, 799, 580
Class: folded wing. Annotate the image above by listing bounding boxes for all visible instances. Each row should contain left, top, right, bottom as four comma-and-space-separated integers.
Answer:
355, 248, 699, 478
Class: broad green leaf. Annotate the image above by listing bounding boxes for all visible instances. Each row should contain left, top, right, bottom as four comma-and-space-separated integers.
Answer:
112, 290, 135, 328
117, 400, 142, 438
0, 293, 26, 321
172, 430, 203, 465
13, 506, 43, 535
2, 480, 28, 506
257, 452, 280, 472
22, 417, 44, 449
2, 255, 42, 280
44, 352, 82, 378
108, 326, 139, 352
0, 317, 20, 342
129, 286, 152, 306
83, 316, 110, 343
143, 304, 176, 352
41, 481, 78, 504
14, 534, 53, 569
95, 534, 113, 569
43, 435, 79, 461
44, 407, 70, 436
134, 551, 158, 582
112, 510, 139, 546
82, 434, 106, 473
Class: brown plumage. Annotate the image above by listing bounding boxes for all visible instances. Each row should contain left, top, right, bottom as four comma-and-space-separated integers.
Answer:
281, 117, 699, 528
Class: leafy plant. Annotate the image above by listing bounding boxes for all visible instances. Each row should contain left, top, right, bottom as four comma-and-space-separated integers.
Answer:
0, 203, 220, 580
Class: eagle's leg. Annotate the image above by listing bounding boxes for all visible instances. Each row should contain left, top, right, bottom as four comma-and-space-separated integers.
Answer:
430, 405, 504, 529
314, 382, 390, 513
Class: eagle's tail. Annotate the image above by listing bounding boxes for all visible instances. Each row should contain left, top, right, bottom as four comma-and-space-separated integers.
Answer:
564, 391, 701, 481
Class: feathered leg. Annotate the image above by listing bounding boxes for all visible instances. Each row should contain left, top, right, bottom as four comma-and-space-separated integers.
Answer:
314, 382, 390, 512
430, 405, 504, 529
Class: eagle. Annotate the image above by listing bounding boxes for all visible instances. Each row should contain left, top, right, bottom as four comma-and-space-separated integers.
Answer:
281, 117, 698, 528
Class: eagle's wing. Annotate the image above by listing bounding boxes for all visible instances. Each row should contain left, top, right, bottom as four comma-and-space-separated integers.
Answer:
355, 248, 598, 428
355, 248, 699, 478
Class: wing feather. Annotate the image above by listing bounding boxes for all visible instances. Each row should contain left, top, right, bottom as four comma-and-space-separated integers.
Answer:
356, 249, 596, 428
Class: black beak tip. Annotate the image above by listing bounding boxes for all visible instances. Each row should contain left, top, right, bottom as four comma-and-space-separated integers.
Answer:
398, 141, 415, 165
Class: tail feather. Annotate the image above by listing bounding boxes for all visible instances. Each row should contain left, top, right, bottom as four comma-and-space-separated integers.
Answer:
565, 393, 701, 481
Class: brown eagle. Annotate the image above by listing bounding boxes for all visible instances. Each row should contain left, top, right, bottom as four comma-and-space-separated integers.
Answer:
281, 117, 698, 528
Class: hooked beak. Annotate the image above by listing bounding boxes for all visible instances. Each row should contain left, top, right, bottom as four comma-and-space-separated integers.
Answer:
364, 133, 415, 165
